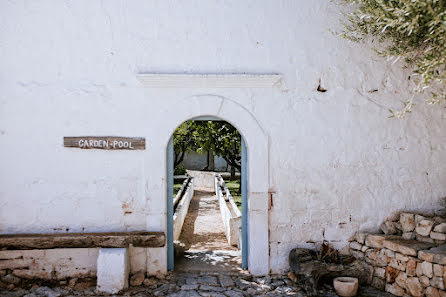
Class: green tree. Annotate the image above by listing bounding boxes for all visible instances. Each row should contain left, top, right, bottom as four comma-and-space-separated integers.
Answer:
193, 121, 241, 175
339, 0, 445, 117
173, 121, 198, 167
173, 120, 242, 179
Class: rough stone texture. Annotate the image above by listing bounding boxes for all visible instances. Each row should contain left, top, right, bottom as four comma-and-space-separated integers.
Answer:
366, 235, 388, 249
434, 224, 446, 233
420, 276, 431, 287
418, 261, 433, 278
386, 283, 405, 296
403, 233, 416, 240
432, 233, 446, 241
386, 266, 400, 283
407, 259, 418, 276
434, 264, 444, 277
406, 277, 423, 297
431, 277, 445, 290
382, 221, 398, 235
395, 272, 408, 290
350, 241, 362, 251
130, 272, 145, 286
401, 214, 416, 233
416, 220, 434, 237
356, 233, 368, 245
383, 237, 435, 256
374, 267, 386, 279
419, 247, 446, 265
426, 286, 441, 297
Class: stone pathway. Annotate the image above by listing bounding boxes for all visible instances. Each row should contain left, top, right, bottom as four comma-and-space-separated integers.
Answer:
176, 191, 241, 273
0, 272, 391, 297
179, 191, 237, 251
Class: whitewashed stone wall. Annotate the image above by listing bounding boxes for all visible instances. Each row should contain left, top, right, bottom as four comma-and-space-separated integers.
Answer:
0, 0, 445, 276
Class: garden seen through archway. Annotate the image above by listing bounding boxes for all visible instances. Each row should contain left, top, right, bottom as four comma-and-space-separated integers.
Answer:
169, 119, 246, 272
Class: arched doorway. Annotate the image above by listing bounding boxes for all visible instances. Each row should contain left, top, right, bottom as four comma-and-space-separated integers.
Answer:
166, 117, 248, 271
158, 95, 269, 275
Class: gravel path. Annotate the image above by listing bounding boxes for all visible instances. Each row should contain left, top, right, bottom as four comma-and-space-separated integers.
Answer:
179, 191, 237, 251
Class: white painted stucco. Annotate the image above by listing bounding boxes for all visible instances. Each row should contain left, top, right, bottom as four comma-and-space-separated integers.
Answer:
0, 0, 445, 276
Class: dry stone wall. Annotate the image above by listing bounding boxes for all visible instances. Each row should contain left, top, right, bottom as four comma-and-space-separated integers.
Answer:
349, 213, 446, 297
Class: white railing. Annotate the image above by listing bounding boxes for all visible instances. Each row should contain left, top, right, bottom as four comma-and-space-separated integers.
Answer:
173, 177, 194, 241
214, 174, 241, 248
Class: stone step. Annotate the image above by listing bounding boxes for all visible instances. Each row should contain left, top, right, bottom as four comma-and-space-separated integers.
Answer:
418, 246, 446, 265
382, 236, 436, 257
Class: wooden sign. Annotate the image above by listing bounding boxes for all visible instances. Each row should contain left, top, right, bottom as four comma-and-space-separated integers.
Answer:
64, 136, 145, 150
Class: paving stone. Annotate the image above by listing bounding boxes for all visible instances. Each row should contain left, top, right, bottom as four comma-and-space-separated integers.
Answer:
186, 277, 199, 285
383, 237, 435, 256
198, 292, 226, 297
170, 291, 201, 297
197, 276, 218, 285
270, 280, 285, 287
224, 291, 243, 297
182, 284, 199, 290
218, 275, 234, 287
200, 285, 225, 292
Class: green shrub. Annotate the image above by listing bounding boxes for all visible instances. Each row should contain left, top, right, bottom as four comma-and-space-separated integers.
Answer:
174, 165, 186, 175
339, 0, 445, 116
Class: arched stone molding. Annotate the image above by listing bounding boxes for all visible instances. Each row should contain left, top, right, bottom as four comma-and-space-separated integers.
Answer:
149, 94, 269, 275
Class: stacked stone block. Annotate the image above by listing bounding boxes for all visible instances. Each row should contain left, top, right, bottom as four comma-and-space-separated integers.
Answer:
349, 213, 446, 297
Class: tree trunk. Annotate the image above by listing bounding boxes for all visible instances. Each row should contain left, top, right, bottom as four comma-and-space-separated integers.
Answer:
230, 166, 235, 179
208, 151, 215, 171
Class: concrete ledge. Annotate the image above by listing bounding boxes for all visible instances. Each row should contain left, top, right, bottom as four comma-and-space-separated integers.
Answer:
215, 175, 241, 247
173, 178, 194, 241
96, 248, 129, 294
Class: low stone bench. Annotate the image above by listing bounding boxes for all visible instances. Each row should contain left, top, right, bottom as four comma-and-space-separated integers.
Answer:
0, 231, 165, 293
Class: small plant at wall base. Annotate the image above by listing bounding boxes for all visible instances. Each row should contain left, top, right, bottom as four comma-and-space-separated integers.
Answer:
339, 0, 445, 117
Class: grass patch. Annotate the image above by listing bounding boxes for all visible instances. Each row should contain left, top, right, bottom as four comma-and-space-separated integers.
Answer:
173, 180, 184, 198
225, 178, 241, 211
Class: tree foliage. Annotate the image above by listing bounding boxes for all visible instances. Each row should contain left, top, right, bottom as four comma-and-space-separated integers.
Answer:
340, 0, 446, 116
173, 120, 241, 171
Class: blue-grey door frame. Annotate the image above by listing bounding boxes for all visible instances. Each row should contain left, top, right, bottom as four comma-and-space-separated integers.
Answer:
166, 119, 248, 271
241, 137, 248, 269
167, 137, 174, 271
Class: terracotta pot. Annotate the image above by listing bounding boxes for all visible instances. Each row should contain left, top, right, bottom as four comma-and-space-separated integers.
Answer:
333, 277, 359, 297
